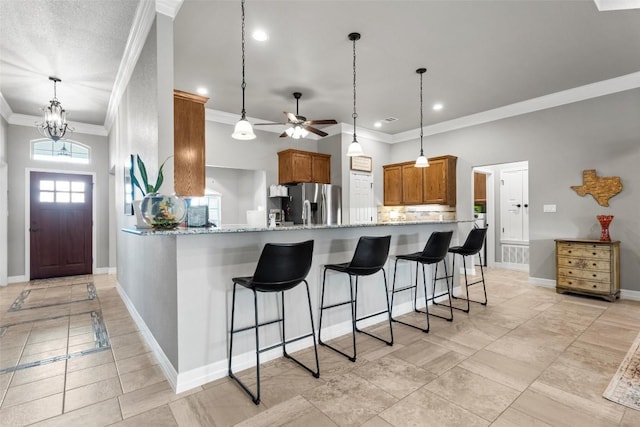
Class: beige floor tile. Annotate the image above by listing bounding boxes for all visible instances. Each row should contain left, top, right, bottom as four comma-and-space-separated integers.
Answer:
119, 364, 167, 394
620, 407, 640, 427
359, 416, 392, 427
391, 338, 466, 373
10, 360, 66, 387
64, 377, 122, 412
111, 404, 176, 426
236, 395, 337, 427
66, 362, 118, 390
0, 346, 24, 370
578, 321, 640, 353
458, 349, 544, 392
30, 397, 122, 427
115, 351, 158, 375
511, 388, 619, 427
119, 381, 201, 419
169, 381, 263, 426
379, 387, 489, 427
302, 372, 397, 426
353, 355, 436, 399
424, 366, 520, 422
0, 392, 63, 426
491, 407, 553, 427
3, 374, 65, 408
66, 349, 114, 372
0, 372, 13, 404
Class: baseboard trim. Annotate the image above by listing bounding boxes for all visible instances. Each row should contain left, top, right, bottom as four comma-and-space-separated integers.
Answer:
528, 277, 556, 288
620, 289, 640, 301
116, 282, 179, 392
94, 267, 110, 275
493, 262, 530, 272
8, 275, 27, 284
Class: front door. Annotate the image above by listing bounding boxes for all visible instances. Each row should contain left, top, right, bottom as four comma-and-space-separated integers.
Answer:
30, 172, 93, 279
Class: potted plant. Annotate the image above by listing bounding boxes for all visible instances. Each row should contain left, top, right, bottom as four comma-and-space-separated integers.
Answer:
129, 154, 185, 229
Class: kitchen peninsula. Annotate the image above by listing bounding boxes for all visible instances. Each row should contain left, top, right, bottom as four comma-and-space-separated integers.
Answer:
119, 220, 473, 393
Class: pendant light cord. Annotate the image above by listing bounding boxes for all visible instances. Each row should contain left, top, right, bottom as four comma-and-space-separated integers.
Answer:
351, 33, 359, 143
240, 0, 247, 120
419, 69, 424, 156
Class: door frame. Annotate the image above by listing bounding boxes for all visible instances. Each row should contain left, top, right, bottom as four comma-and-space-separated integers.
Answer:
24, 168, 97, 280
471, 167, 495, 267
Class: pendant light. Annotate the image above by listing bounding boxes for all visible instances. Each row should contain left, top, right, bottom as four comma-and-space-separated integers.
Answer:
37, 76, 73, 142
231, 0, 256, 140
346, 32, 364, 157
415, 68, 429, 167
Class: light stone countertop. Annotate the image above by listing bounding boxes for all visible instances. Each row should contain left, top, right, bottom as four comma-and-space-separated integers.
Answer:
122, 219, 473, 236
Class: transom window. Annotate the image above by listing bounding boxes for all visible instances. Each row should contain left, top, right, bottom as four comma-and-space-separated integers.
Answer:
32, 139, 90, 164
39, 179, 86, 203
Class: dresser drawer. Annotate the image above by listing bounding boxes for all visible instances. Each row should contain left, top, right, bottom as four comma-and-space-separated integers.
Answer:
557, 256, 610, 271
557, 276, 611, 293
556, 245, 610, 260
558, 267, 611, 282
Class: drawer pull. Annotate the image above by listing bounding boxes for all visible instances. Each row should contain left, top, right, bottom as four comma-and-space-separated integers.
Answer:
592, 263, 596, 266
568, 281, 573, 285
593, 285, 597, 288
569, 271, 573, 275
592, 252, 596, 256
568, 250, 572, 254
568, 261, 572, 264
593, 274, 597, 277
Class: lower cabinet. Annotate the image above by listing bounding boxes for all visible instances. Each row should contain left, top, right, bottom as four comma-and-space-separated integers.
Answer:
555, 239, 620, 302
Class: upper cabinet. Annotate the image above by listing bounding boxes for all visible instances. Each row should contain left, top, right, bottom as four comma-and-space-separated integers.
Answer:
383, 155, 457, 206
278, 149, 331, 184
474, 172, 487, 203
174, 90, 209, 197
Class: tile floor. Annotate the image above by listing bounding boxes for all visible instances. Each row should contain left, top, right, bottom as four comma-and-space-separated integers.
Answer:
1, 269, 639, 426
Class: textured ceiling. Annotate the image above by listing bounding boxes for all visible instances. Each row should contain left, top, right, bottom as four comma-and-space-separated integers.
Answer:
1, 1, 639, 136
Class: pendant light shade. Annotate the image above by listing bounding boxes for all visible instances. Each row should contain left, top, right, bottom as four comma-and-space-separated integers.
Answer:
415, 67, 429, 168
232, 0, 255, 140
346, 32, 363, 157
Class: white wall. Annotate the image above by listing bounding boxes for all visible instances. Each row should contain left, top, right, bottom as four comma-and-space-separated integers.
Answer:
206, 166, 266, 225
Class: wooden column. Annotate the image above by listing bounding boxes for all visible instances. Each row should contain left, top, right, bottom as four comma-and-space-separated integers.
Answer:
174, 90, 209, 197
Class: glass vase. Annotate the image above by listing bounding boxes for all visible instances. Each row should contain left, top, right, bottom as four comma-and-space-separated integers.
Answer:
141, 193, 186, 230
596, 215, 614, 242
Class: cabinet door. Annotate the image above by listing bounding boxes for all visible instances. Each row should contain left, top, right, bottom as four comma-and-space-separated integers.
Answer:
474, 172, 486, 203
174, 90, 208, 196
423, 159, 446, 204
402, 164, 423, 205
312, 155, 330, 183
383, 165, 403, 205
291, 152, 312, 183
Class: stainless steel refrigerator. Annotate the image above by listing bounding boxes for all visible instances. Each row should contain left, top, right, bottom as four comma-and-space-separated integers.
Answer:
285, 183, 342, 225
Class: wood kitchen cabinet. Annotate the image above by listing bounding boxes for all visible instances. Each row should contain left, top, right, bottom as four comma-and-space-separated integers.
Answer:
174, 89, 209, 196
383, 164, 403, 205
278, 149, 331, 184
474, 172, 487, 203
383, 155, 457, 206
555, 239, 620, 302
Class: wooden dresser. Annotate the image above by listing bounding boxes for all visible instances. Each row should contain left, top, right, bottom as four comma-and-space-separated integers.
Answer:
555, 239, 620, 302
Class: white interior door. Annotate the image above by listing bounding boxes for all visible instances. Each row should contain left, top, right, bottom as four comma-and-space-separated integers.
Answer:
500, 168, 529, 243
349, 171, 374, 224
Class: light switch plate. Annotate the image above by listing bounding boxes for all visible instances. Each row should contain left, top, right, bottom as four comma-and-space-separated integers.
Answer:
543, 204, 557, 213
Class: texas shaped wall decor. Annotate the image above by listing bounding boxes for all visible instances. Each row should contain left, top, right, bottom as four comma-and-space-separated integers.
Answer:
570, 169, 622, 207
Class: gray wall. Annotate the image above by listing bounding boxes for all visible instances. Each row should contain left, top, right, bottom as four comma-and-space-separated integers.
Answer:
390, 89, 640, 290
6, 125, 109, 278
1, 115, 7, 285
206, 166, 266, 225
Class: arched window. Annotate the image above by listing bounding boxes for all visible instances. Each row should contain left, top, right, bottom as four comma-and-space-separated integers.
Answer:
31, 139, 90, 164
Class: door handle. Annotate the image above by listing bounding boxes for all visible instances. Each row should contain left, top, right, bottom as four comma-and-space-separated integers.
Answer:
30, 228, 39, 232
516, 204, 522, 208
524, 203, 529, 208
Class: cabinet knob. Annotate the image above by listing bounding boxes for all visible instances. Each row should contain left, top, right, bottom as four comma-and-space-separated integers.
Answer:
568, 271, 573, 275
592, 263, 596, 266
592, 252, 596, 256
568, 261, 572, 264
568, 281, 573, 285
593, 274, 597, 277
568, 250, 572, 254
593, 285, 597, 288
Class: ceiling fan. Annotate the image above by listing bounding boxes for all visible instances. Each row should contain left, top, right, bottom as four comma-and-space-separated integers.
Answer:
255, 92, 337, 139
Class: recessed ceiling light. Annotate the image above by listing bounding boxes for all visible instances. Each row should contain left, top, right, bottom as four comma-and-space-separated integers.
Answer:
374, 121, 382, 128
196, 87, 208, 95
253, 30, 268, 41
433, 103, 443, 111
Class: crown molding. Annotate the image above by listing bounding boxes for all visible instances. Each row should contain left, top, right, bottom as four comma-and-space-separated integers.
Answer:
9, 114, 108, 137
0, 92, 11, 123
393, 71, 640, 143
156, 0, 184, 18
103, 0, 156, 132
594, 0, 640, 11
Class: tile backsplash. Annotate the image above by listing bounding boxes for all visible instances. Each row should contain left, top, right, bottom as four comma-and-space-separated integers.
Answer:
377, 205, 456, 223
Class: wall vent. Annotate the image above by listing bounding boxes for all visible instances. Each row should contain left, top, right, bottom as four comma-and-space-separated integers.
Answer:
382, 117, 399, 123
502, 244, 529, 265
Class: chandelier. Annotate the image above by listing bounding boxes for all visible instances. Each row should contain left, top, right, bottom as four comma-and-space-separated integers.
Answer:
37, 76, 73, 142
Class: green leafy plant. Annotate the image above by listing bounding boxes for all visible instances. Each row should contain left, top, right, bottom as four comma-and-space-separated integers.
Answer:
129, 154, 170, 196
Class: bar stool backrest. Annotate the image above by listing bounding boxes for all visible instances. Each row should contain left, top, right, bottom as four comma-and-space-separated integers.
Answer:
347, 235, 392, 276
420, 230, 454, 261
461, 227, 488, 255
251, 240, 314, 291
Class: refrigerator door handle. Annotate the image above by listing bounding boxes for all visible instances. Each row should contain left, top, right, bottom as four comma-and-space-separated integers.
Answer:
321, 191, 327, 224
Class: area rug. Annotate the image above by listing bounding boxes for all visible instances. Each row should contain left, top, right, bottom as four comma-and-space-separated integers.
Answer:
603, 332, 640, 411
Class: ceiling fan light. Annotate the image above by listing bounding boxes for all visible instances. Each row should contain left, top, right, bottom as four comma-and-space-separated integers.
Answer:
232, 118, 256, 140
415, 155, 429, 168
347, 140, 364, 157
285, 127, 295, 137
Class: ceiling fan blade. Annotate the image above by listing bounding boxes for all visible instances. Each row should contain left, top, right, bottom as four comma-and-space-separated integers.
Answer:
285, 112, 298, 123
254, 122, 288, 126
304, 126, 328, 137
279, 131, 288, 138
306, 119, 338, 125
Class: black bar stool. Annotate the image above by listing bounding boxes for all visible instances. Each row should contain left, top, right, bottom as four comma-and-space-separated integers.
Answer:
448, 227, 489, 312
318, 235, 393, 362
228, 240, 319, 405
390, 230, 454, 333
